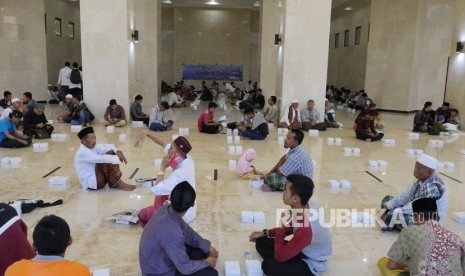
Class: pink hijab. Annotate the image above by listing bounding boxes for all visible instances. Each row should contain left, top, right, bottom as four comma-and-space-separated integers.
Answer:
237, 148, 256, 174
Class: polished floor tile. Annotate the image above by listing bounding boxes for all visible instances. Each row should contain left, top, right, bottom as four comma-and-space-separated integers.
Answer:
1, 103, 464, 275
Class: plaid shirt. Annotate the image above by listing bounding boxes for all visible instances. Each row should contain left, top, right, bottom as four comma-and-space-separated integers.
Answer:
386, 172, 447, 224
279, 145, 313, 179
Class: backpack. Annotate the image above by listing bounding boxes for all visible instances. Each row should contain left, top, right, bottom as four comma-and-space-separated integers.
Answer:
70, 68, 81, 84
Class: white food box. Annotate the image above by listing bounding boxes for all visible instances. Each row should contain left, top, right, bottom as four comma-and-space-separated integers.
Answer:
460, 149, 465, 155
253, 211, 265, 224
1, 157, 12, 164
119, 134, 126, 142
328, 179, 340, 189
278, 136, 284, 145
437, 140, 444, 148
10, 157, 22, 164
368, 160, 379, 167
383, 139, 395, 145
71, 125, 82, 132
352, 147, 360, 156
33, 143, 49, 152
227, 135, 233, 144
51, 133, 67, 141
235, 145, 243, 155
250, 179, 264, 189
444, 161, 455, 168
234, 136, 241, 144
327, 137, 334, 145
267, 123, 274, 130
339, 180, 351, 188
335, 137, 342, 145
245, 260, 263, 276
309, 129, 319, 136
241, 211, 254, 224
409, 132, 420, 140
106, 126, 115, 133
228, 146, 236, 155
414, 149, 424, 155
453, 212, 465, 224
277, 128, 284, 135
92, 268, 110, 276
225, 261, 241, 276
283, 128, 289, 135
48, 176, 70, 186
343, 147, 352, 156
227, 129, 232, 135
228, 160, 237, 169
405, 149, 415, 156
132, 121, 144, 127
233, 129, 239, 136
378, 160, 388, 167
437, 162, 445, 168
218, 115, 227, 122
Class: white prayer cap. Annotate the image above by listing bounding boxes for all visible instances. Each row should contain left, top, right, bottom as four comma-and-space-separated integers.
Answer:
11, 98, 20, 103
417, 154, 438, 170
65, 94, 73, 99
292, 99, 299, 104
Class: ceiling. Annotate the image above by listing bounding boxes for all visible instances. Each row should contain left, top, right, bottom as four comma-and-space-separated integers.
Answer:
162, 0, 351, 9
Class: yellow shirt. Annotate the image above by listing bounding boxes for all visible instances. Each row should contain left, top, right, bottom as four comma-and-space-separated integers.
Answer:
5, 259, 91, 276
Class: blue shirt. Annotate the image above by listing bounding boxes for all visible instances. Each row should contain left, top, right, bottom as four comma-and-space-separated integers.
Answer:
279, 145, 314, 179
0, 118, 16, 142
139, 204, 211, 275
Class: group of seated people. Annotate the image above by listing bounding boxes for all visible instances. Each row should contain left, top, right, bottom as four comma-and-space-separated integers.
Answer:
0, 90, 55, 148
413, 101, 461, 133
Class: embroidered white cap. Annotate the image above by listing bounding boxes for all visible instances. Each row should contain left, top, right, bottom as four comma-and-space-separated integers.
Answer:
417, 154, 438, 170
11, 98, 20, 103
292, 99, 299, 104
65, 94, 73, 99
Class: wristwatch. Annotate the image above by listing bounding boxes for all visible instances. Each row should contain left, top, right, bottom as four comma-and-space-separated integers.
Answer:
157, 170, 165, 176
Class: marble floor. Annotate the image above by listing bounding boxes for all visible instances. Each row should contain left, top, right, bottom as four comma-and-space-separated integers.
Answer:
1, 102, 465, 276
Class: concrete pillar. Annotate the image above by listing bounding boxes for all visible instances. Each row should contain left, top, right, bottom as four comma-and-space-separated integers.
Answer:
80, 0, 130, 120
280, 0, 331, 116
365, 0, 454, 112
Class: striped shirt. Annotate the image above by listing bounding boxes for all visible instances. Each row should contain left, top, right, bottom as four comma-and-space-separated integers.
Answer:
279, 145, 313, 179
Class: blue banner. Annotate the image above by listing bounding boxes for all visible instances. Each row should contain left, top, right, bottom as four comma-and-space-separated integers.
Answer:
182, 64, 243, 81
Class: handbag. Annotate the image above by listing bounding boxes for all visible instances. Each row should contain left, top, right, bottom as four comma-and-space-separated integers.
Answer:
35, 128, 50, 139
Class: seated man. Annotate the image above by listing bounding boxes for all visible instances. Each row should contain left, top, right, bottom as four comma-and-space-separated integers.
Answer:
70, 95, 92, 127
378, 198, 465, 276
380, 154, 447, 231
130, 94, 149, 125
0, 97, 22, 119
139, 182, 218, 276
22, 92, 37, 114
167, 87, 186, 107
262, 129, 313, 191
74, 127, 135, 191
227, 101, 252, 131
413, 101, 433, 132
6, 215, 91, 276
355, 110, 384, 142
0, 91, 12, 113
0, 203, 35, 275
249, 174, 332, 276
241, 108, 269, 140
324, 99, 340, 128
278, 100, 300, 129
434, 102, 451, 123
137, 134, 196, 227
252, 88, 265, 109
23, 104, 54, 139
300, 99, 326, 131
57, 94, 75, 123
103, 99, 127, 127
448, 108, 461, 128
0, 110, 31, 148
197, 102, 222, 134
263, 96, 279, 125
148, 102, 173, 131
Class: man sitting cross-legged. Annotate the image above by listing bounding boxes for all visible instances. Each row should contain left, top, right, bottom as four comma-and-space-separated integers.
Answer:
249, 174, 332, 276
139, 181, 218, 276
74, 127, 135, 191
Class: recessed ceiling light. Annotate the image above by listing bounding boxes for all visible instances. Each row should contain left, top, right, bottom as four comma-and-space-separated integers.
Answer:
344, 7, 353, 11
253, 1, 260, 7
207, 0, 220, 5
162, 0, 172, 3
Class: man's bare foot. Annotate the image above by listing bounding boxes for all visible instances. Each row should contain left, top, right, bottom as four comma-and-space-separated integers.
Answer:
115, 181, 136, 191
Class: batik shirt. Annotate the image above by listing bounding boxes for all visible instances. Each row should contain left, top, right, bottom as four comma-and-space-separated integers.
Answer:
388, 220, 465, 275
